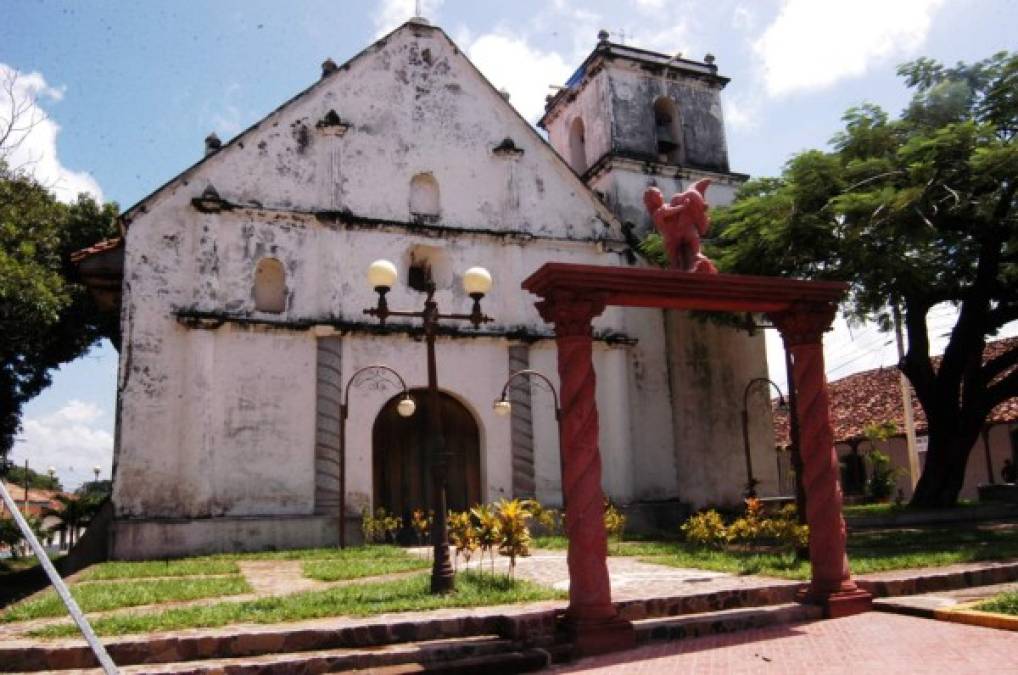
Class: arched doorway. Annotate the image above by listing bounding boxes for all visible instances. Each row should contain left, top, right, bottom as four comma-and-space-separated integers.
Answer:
372, 389, 482, 521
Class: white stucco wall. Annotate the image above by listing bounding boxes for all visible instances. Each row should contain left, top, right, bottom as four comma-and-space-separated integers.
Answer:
111, 22, 774, 557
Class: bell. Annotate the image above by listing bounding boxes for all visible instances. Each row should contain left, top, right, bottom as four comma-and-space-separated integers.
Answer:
656, 124, 678, 152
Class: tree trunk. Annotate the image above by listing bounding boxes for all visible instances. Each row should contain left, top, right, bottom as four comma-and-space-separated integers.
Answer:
910, 423, 982, 507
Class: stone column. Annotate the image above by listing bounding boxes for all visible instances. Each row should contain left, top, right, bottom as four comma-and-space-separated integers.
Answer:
536, 291, 634, 655
768, 304, 872, 618
508, 344, 536, 499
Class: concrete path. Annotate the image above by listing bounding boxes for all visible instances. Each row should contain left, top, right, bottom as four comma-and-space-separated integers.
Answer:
417, 547, 800, 602
551, 611, 1018, 674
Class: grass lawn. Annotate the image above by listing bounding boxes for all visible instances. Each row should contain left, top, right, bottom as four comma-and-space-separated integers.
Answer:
30, 572, 564, 638
302, 546, 429, 581
80, 558, 240, 581
975, 590, 1018, 616
535, 523, 1018, 580
1, 576, 252, 622
841, 500, 980, 518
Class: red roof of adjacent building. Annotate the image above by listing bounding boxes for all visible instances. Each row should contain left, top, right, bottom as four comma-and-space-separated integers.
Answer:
773, 335, 1018, 446
70, 237, 123, 264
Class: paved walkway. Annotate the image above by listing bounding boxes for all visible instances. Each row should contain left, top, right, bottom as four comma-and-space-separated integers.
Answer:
551, 612, 1018, 674
414, 547, 799, 602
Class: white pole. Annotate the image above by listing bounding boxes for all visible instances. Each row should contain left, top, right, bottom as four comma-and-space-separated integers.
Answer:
0, 480, 118, 674
893, 303, 921, 490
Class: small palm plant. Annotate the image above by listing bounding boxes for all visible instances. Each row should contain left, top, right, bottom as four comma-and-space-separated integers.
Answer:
496, 498, 532, 578
470, 503, 501, 575
447, 510, 479, 570
43, 494, 93, 549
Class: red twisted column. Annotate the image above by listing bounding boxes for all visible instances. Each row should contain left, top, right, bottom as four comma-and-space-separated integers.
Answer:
536, 291, 634, 655
769, 304, 872, 617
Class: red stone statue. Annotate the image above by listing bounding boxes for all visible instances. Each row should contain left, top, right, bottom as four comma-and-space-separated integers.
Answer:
643, 178, 718, 274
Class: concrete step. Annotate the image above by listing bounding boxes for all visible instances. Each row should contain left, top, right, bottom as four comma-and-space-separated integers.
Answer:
111, 635, 551, 675
633, 602, 822, 645
6, 635, 555, 675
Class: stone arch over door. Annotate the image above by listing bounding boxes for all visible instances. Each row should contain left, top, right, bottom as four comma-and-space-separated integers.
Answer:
372, 389, 482, 520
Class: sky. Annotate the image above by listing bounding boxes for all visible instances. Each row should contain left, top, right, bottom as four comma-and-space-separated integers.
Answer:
2, 0, 1016, 489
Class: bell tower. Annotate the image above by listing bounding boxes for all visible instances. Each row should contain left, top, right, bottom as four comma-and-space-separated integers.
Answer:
540, 30, 748, 237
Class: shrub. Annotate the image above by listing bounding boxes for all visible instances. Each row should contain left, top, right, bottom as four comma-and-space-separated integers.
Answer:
410, 509, 432, 546
727, 498, 767, 544
680, 509, 728, 547
495, 499, 532, 578
603, 500, 627, 553
447, 510, 478, 569
470, 504, 501, 575
866, 450, 903, 502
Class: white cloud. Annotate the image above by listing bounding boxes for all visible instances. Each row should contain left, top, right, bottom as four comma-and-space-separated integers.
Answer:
634, 0, 666, 10
10, 400, 114, 490
723, 95, 760, 132
0, 63, 103, 203
467, 33, 572, 124
753, 0, 946, 96
636, 20, 694, 57
732, 5, 755, 32
372, 0, 444, 38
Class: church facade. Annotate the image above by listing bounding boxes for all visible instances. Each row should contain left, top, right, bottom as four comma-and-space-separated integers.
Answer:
77, 21, 778, 560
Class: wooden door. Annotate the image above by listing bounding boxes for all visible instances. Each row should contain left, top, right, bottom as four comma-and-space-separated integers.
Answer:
373, 390, 481, 520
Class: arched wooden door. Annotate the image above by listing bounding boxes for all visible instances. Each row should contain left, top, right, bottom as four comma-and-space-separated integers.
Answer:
372, 389, 481, 520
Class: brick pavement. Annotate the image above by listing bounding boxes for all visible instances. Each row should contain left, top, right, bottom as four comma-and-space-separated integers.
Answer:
551, 612, 1018, 674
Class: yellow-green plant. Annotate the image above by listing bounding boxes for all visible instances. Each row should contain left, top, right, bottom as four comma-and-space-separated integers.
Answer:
762, 503, 810, 551
410, 509, 432, 546
470, 503, 501, 575
524, 499, 561, 536
727, 498, 767, 544
603, 500, 627, 553
360, 507, 381, 544
495, 498, 532, 578
447, 510, 478, 570
680, 509, 728, 548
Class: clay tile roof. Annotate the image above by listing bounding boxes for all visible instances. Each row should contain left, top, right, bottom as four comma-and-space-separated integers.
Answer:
70, 237, 123, 263
772, 335, 1018, 446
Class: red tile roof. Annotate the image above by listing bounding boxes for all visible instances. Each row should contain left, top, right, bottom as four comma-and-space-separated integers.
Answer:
773, 335, 1018, 446
70, 237, 122, 263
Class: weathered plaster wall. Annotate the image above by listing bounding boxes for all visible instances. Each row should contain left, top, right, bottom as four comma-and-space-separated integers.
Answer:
665, 311, 779, 508
112, 22, 773, 557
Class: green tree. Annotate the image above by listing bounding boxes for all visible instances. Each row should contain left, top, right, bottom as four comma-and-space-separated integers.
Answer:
703, 52, 1017, 507
0, 162, 119, 466
4, 464, 63, 491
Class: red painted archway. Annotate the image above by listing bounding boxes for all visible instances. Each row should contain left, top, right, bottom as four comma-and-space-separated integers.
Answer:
522, 263, 873, 655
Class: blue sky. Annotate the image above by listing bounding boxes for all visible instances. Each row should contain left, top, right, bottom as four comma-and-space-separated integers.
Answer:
3, 0, 1016, 488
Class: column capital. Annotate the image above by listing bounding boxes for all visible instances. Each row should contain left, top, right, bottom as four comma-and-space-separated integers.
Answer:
768, 302, 838, 347
535, 291, 607, 338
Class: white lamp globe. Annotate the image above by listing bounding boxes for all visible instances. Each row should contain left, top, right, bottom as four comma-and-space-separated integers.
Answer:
367, 259, 398, 289
493, 399, 512, 417
397, 396, 416, 418
463, 267, 493, 296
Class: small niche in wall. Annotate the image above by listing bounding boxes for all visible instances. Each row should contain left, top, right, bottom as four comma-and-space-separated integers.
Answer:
409, 172, 440, 221
253, 257, 287, 313
405, 245, 451, 292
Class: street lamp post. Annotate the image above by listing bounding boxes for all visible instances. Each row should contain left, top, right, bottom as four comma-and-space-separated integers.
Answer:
741, 377, 785, 498
493, 369, 561, 422
363, 259, 493, 594
339, 365, 416, 548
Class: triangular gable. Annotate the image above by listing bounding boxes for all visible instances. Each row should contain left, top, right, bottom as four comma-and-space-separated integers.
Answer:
120, 20, 622, 237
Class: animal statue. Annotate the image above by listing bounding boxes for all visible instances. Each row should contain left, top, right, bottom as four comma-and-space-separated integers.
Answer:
643, 178, 718, 274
